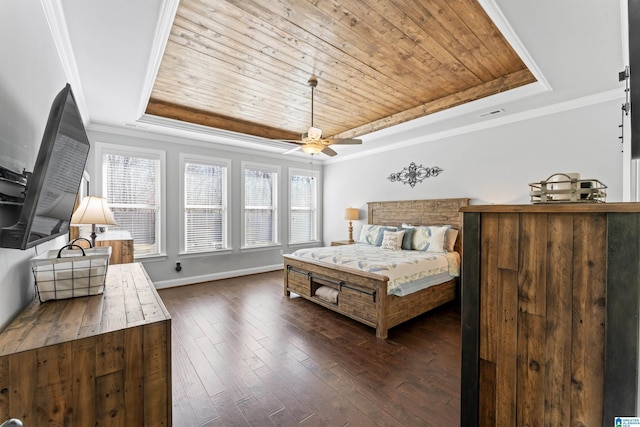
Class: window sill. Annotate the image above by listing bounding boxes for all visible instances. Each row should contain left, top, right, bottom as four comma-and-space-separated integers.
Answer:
178, 248, 233, 258
240, 244, 282, 253
134, 253, 168, 262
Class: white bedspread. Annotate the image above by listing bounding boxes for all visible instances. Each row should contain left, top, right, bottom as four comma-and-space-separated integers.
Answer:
290, 243, 460, 296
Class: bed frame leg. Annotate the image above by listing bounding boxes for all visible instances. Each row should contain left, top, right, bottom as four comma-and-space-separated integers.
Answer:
376, 289, 389, 339
376, 327, 388, 339
283, 267, 291, 296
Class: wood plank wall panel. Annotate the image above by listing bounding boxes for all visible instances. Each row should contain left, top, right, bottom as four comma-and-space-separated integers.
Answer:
571, 214, 606, 425
466, 209, 611, 426
72, 337, 97, 426
544, 214, 573, 425
495, 213, 518, 425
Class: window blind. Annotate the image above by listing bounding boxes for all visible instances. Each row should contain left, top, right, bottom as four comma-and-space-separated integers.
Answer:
184, 161, 227, 252
290, 174, 316, 243
244, 167, 277, 247
103, 153, 160, 256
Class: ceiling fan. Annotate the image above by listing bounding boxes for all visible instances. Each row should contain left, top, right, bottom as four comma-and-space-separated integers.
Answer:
281, 78, 362, 156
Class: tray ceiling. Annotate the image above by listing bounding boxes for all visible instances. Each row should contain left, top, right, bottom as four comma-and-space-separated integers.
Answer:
146, 0, 536, 142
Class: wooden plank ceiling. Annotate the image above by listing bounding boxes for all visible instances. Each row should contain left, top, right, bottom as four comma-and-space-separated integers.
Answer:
146, 0, 536, 142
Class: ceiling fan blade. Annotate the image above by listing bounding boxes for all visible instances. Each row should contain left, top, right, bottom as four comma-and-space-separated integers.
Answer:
321, 146, 337, 157
328, 138, 362, 145
283, 145, 302, 155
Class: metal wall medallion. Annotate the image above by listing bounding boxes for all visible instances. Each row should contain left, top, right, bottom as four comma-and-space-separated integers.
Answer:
387, 162, 443, 188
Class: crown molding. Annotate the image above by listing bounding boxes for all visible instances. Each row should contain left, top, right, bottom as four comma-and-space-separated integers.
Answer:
40, 0, 90, 126
135, 0, 181, 119
326, 88, 625, 164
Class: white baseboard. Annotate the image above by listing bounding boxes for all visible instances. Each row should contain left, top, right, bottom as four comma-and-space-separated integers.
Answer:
152, 264, 283, 289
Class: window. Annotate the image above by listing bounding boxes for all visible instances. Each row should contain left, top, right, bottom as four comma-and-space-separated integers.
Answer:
181, 155, 229, 253
289, 168, 319, 244
242, 162, 279, 248
99, 144, 164, 257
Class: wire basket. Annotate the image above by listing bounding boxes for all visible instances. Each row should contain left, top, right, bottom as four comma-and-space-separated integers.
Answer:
529, 173, 607, 204
30, 244, 112, 302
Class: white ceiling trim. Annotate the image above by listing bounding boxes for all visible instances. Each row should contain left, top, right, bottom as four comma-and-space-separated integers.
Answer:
87, 121, 317, 165
479, 0, 551, 92
40, 0, 90, 126
620, 0, 630, 66
325, 88, 625, 164
136, 113, 294, 150
135, 0, 181, 120
128, 76, 550, 163
361, 79, 549, 142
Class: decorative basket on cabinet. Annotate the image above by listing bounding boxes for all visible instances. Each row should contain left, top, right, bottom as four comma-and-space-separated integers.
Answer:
30, 243, 111, 302
529, 173, 606, 204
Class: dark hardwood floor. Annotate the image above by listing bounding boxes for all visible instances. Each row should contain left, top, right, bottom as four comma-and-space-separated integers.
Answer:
158, 270, 461, 426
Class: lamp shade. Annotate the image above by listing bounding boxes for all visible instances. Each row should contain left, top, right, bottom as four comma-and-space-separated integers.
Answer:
344, 207, 359, 221
70, 196, 117, 226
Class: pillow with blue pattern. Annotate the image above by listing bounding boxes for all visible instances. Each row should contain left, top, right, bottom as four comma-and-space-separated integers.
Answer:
412, 225, 450, 252
358, 224, 396, 246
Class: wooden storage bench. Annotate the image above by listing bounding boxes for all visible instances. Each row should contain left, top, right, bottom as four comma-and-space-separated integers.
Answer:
0, 262, 172, 426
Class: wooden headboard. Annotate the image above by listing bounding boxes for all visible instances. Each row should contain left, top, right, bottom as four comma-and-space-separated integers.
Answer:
367, 198, 470, 252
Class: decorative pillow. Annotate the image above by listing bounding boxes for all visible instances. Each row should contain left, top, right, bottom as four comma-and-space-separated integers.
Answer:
381, 230, 405, 250
412, 225, 450, 252
398, 226, 415, 250
445, 228, 459, 252
358, 225, 396, 246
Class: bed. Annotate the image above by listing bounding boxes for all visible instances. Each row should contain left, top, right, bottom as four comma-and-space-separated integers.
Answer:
283, 198, 470, 339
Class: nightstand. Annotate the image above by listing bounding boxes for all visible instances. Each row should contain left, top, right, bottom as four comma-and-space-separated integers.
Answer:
94, 230, 134, 264
330, 240, 355, 246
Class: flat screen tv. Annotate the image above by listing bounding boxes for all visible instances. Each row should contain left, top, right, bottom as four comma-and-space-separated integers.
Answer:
0, 84, 90, 249
630, 0, 640, 158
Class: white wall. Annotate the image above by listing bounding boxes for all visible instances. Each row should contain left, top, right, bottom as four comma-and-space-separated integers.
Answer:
0, 0, 70, 328
323, 98, 624, 244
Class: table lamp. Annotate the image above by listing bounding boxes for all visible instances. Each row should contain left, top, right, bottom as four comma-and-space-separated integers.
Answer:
344, 207, 359, 243
70, 196, 117, 247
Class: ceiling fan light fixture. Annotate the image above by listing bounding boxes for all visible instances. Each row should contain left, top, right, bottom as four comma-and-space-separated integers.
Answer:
307, 126, 322, 140
280, 77, 362, 157
300, 142, 324, 155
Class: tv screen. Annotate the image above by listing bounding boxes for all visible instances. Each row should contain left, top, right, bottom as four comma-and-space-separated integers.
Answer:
630, 0, 640, 158
0, 84, 90, 249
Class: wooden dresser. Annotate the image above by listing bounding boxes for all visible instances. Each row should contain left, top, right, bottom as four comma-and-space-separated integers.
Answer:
0, 263, 172, 426
94, 230, 134, 264
460, 203, 640, 426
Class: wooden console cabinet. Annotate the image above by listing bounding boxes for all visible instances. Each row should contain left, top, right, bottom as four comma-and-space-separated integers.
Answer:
460, 203, 640, 426
0, 263, 171, 426
94, 230, 134, 264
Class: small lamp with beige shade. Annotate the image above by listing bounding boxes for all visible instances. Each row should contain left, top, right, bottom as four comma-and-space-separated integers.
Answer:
70, 196, 118, 247
344, 207, 360, 243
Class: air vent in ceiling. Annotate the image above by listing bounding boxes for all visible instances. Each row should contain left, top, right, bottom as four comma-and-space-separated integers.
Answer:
477, 108, 505, 118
